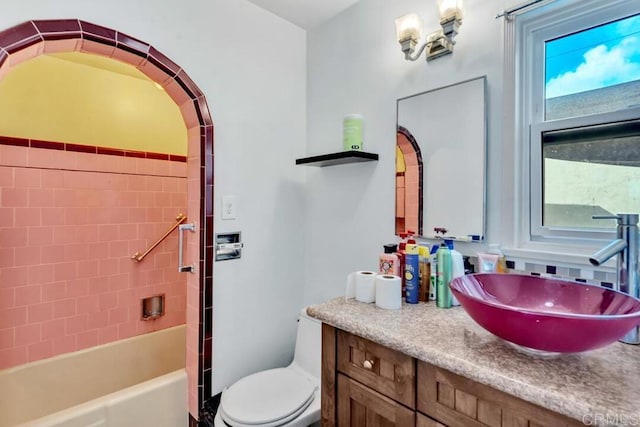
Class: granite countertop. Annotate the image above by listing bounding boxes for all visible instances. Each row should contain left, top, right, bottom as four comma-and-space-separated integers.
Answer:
308, 297, 640, 424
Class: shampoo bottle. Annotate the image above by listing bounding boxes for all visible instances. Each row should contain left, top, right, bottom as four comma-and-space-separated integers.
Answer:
379, 244, 400, 275
429, 244, 439, 301
447, 240, 464, 307
436, 242, 452, 308
397, 234, 407, 293
418, 245, 431, 302
404, 243, 420, 304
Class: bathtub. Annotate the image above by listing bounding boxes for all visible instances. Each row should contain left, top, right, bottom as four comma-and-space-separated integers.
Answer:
0, 325, 187, 427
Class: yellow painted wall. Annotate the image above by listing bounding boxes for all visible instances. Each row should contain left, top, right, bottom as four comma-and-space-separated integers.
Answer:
396, 146, 406, 173
0, 53, 187, 155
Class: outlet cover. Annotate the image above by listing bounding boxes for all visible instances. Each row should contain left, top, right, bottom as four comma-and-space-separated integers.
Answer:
222, 195, 237, 220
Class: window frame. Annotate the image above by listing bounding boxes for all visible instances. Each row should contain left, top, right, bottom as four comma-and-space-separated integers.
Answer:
514, 0, 640, 254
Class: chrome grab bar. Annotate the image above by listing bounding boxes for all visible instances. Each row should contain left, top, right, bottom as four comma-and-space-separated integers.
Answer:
178, 222, 197, 273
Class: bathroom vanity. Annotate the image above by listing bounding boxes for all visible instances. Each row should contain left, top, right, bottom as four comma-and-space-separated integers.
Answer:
308, 298, 640, 426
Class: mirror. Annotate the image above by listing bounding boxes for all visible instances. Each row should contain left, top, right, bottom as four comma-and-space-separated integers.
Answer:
396, 76, 486, 240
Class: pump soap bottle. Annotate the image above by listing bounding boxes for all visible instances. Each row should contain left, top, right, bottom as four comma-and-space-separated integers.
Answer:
379, 244, 400, 275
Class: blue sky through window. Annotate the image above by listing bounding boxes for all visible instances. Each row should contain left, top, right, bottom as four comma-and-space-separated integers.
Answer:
545, 13, 640, 98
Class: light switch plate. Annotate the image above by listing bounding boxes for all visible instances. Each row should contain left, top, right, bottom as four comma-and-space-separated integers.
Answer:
222, 195, 237, 220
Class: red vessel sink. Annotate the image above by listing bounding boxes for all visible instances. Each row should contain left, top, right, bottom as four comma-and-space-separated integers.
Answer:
449, 273, 640, 353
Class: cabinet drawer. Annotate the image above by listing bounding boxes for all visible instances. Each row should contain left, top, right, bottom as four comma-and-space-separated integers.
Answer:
417, 361, 583, 427
337, 330, 415, 408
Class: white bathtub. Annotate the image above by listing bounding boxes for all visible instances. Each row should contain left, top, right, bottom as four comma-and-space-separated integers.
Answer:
0, 326, 187, 427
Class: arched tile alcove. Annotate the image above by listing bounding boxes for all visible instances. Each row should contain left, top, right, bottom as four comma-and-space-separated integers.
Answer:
397, 126, 423, 236
0, 19, 213, 424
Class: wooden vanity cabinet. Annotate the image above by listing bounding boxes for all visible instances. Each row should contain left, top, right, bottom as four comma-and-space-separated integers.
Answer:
417, 361, 583, 427
322, 325, 582, 427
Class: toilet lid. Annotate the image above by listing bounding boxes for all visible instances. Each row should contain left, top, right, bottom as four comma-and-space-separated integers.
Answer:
220, 367, 317, 426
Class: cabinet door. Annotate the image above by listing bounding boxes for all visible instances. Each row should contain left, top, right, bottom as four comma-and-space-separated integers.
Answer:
338, 374, 415, 427
417, 361, 583, 427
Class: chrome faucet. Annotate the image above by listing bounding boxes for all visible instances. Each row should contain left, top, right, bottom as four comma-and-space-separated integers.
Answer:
589, 213, 639, 344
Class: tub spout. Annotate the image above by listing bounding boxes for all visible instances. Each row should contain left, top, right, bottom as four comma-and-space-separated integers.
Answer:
589, 214, 639, 345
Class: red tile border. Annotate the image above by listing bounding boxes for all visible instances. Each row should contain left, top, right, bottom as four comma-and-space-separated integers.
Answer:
78, 21, 117, 46
33, 19, 82, 34
0, 136, 186, 162
33, 19, 82, 41
116, 31, 150, 57
0, 135, 28, 147
66, 143, 97, 154
148, 46, 181, 77
146, 152, 170, 161
123, 150, 146, 159
0, 21, 39, 51
176, 69, 203, 100
31, 139, 64, 150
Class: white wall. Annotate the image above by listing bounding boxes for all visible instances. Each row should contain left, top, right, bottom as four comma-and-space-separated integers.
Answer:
303, 0, 512, 304
0, 0, 307, 396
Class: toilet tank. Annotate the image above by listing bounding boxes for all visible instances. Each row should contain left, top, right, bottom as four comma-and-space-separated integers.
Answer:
292, 308, 322, 380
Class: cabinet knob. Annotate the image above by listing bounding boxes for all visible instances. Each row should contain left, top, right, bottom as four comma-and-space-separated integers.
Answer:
362, 359, 375, 370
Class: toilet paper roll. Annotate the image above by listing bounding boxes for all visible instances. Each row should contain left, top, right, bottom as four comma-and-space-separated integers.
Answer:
346, 271, 377, 303
375, 274, 402, 310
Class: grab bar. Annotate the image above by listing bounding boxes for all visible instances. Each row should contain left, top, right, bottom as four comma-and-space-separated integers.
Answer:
178, 222, 196, 273
131, 213, 187, 262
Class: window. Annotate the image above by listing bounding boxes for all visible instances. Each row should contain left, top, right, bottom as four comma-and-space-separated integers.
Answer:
516, 0, 640, 246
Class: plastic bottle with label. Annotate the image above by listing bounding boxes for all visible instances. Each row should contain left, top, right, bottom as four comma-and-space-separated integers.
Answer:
404, 243, 420, 304
447, 240, 464, 306
429, 244, 439, 301
488, 243, 508, 273
436, 242, 452, 308
418, 245, 431, 302
379, 244, 400, 275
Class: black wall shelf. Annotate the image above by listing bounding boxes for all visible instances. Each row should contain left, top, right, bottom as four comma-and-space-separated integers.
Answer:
295, 150, 379, 167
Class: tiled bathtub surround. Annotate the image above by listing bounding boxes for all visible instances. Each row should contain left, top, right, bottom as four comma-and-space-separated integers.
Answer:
0, 143, 187, 370
0, 19, 215, 420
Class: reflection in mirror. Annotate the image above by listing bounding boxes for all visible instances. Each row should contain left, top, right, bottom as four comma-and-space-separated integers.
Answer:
396, 76, 486, 240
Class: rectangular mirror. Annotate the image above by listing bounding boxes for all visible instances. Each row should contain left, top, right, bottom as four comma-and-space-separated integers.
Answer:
396, 76, 486, 240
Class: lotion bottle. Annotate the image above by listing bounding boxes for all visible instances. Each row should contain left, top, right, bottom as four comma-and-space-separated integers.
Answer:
447, 240, 464, 307
488, 244, 508, 273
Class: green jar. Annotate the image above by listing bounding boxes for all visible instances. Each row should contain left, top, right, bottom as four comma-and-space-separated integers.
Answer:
343, 114, 364, 151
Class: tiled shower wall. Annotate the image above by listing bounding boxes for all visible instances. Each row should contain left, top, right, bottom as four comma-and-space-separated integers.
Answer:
0, 140, 187, 370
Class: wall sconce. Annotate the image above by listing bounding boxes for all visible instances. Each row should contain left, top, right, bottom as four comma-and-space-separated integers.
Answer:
395, 0, 464, 62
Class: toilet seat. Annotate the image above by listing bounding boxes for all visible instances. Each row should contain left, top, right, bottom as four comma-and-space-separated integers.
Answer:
219, 367, 317, 427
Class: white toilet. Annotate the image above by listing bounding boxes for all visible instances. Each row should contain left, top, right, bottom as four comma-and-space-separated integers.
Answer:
214, 308, 321, 427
